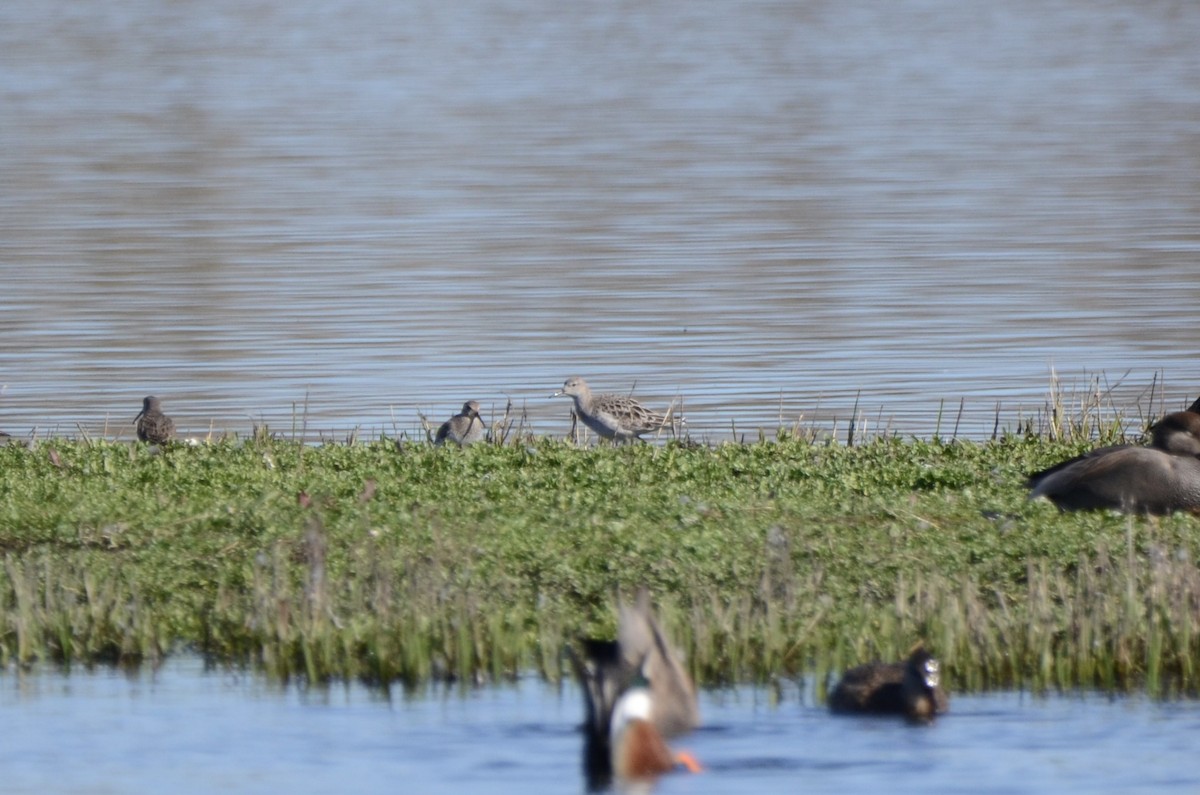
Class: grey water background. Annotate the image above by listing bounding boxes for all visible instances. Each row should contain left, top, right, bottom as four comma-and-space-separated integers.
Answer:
3, 657, 1199, 795
3, 0, 1200, 441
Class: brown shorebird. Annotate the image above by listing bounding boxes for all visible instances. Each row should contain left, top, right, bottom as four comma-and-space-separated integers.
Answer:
434, 400, 486, 446
829, 644, 949, 722
134, 395, 176, 444
1027, 397, 1200, 514
551, 377, 673, 442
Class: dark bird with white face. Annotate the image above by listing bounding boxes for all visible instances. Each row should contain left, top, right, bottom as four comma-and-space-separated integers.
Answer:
829, 644, 949, 722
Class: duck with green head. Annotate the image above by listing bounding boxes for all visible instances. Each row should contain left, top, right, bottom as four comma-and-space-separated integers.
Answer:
568, 593, 702, 789
607, 669, 702, 781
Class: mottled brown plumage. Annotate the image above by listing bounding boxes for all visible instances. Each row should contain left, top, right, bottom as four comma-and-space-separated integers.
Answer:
552, 377, 673, 442
1027, 402, 1200, 514
434, 400, 485, 446
829, 645, 949, 722
134, 395, 175, 444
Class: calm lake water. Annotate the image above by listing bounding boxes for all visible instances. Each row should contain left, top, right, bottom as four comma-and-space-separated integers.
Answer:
2, 0, 1200, 441
3, 657, 1199, 795
4, 4, 1197, 789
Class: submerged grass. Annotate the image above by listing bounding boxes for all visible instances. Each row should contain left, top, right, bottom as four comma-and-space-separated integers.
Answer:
0, 407, 1198, 697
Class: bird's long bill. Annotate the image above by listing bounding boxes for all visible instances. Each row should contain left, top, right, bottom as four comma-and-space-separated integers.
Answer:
550, 390, 564, 398
133, 409, 145, 426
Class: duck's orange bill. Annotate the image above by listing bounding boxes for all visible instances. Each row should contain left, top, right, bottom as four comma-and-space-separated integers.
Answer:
674, 751, 704, 774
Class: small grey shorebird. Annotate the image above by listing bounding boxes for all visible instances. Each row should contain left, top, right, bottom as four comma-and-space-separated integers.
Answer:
829, 644, 949, 722
134, 395, 175, 444
1027, 396, 1200, 514
434, 400, 486, 446
551, 377, 674, 442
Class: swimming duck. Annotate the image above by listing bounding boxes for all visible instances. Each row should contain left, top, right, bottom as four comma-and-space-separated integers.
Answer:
608, 673, 703, 781
568, 593, 701, 788
829, 644, 949, 722
1027, 400, 1200, 514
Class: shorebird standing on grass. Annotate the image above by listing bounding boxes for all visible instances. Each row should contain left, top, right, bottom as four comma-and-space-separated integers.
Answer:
551, 376, 675, 442
434, 400, 486, 446
134, 395, 175, 444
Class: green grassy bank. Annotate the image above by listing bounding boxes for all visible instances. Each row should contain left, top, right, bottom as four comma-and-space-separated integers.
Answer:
1, 432, 1198, 697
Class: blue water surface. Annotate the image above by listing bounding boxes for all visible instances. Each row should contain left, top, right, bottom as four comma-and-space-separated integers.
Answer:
2, 657, 1197, 794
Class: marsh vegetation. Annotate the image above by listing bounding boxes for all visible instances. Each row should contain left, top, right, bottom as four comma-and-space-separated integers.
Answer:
1, 393, 1198, 698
